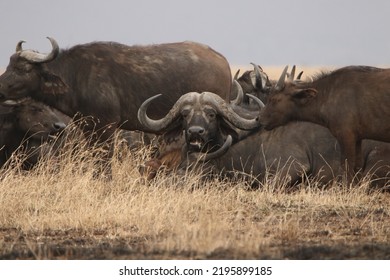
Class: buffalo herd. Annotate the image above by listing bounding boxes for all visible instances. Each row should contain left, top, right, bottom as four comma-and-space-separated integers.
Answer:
0, 37, 388, 188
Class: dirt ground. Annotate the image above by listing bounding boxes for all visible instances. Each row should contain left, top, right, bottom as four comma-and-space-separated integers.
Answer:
2, 214, 389, 260
2, 230, 390, 260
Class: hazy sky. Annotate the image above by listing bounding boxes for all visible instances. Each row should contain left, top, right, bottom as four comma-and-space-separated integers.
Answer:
1, 0, 390, 68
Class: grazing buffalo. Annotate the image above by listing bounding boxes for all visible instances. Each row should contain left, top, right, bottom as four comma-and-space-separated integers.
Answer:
0, 37, 232, 177
181, 121, 390, 188
0, 98, 69, 168
259, 65, 390, 176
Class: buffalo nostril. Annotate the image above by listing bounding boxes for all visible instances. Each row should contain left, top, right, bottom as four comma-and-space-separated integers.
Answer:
53, 122, 66, 131
188, 126, 205, 135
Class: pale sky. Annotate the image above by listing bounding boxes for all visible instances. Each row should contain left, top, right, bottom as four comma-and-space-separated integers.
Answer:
1, 0, 390, 68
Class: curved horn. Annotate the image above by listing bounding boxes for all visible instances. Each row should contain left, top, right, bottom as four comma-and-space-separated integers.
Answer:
246, 94, 265, 108
19, 37, 59, 63
275, 65, 288, 90
288, 65, 296, 82
297, 71, 304, 80
202, 92, 260, 130
233, 69, 240, 80
203, 135, 232, 161
137, 93, 192, 132
250, 62, 264, 89
15, 40, 26, 52
231, 80, 244, 105
193, 135, 233, 162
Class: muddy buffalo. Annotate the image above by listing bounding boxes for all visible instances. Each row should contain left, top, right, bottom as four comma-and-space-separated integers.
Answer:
0, 98, 69, 168
0, 37, 232, 177
259, 65, 390, 177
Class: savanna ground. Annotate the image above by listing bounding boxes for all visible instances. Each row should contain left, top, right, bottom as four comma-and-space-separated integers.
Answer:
0, 66, 389, 260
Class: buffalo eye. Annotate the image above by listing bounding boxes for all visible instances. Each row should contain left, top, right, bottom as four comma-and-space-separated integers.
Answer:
204, 108, 216, 120
207, 112, 216, 120
181, 109, 190, 119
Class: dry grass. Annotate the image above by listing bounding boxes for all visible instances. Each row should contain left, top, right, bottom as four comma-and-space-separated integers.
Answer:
0, 126, 389, 260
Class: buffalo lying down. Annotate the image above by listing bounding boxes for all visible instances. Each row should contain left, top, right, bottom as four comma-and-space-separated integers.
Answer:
182, 122, 390, 188
0, 38, 232, 177
259, 65, 390, 178
137, 88, 264, 180
0, 98, 69, 168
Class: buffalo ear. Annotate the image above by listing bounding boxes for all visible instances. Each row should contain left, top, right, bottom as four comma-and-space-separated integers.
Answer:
291, 88, 317, 105
40, 71, 69, 95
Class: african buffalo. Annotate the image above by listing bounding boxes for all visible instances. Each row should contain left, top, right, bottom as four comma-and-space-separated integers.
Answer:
0, 37, 232, 177
137, 88, 264, 179
0, 98, 69, 168
259, 65, 390, 177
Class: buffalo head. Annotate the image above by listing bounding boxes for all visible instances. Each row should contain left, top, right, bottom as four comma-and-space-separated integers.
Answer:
233, 63, 271, 106
2, 98, 69, 139
138, 91, 263, 154
259, 65, 315, 130
0, 37, 68, 101
0, 98, 70, 168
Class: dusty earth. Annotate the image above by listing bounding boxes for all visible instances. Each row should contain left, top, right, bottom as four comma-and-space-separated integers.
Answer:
2, 213, 389, 260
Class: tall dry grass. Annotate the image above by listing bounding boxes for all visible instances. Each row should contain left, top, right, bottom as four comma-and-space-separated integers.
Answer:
0, 124, 389, 259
